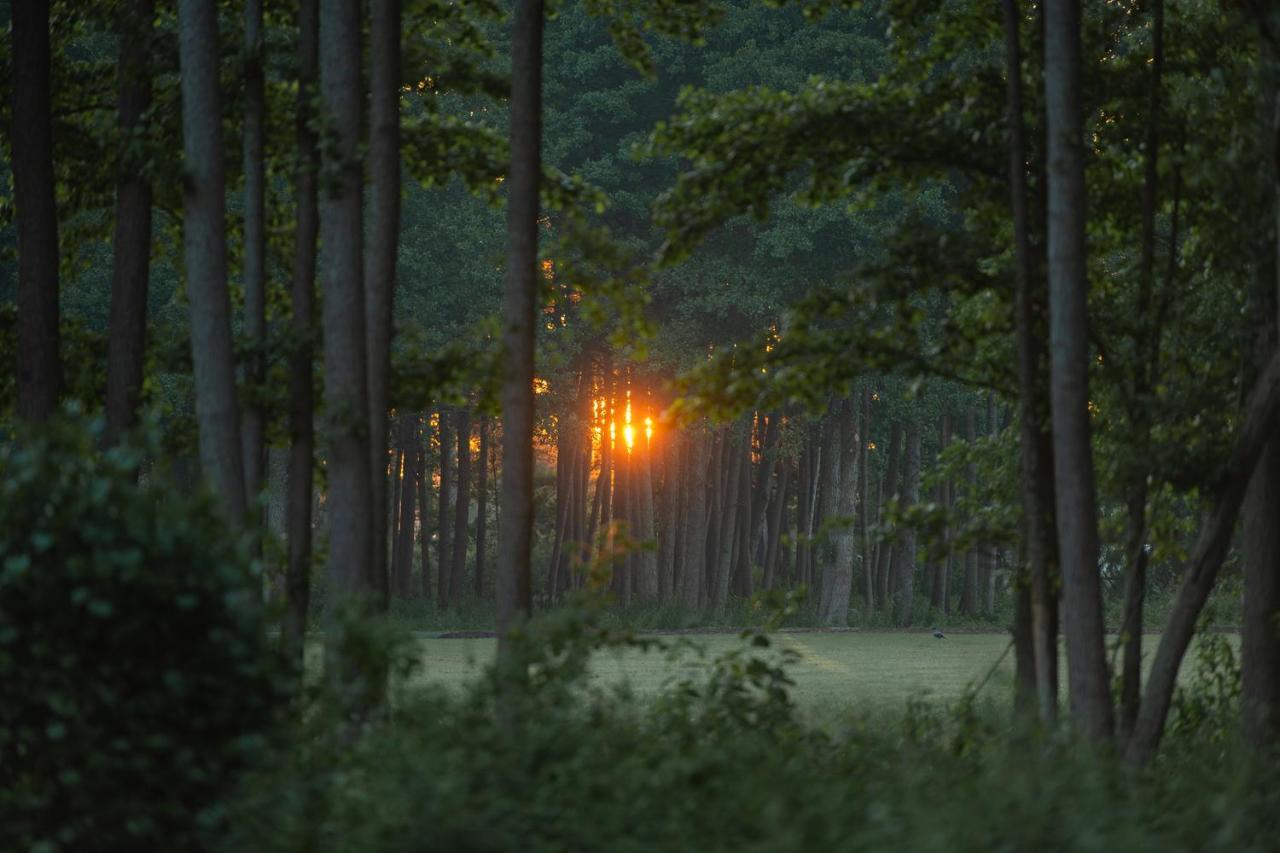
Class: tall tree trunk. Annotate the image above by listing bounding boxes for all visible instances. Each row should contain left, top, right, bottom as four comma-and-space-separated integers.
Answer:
897, 422, 921, 627
105, 0, 154, 442
815, 413, 841, 614
1118, 0, 1166, 743
732, 437, 754, 598
875, 421, 902, 608
178, 0, 246, 524
437, 411, 454, 606
680, 431, 710, 610
1127, 350, 1280, 763
932, 415, 951, 611
1242, 30, 1280, 749
713, 429, 744, 612
764, 459, 788, 591
284, 0, 320, 674
795, 435, 814, 586
982, 394, 1000, 614
11, 0, 62, 422
859, 392, 873, 610
476, 414, 490, 597
451, 410, 473, 602
242, 0, 267, 528
389, 436, 404, 585
319, 0, 374, 704
1003, 0, 1058, 720
394, 416, 420, 597
659, 436, 679, 599
959, 408, 979, 615
496, 0, 543, 648
367, 0, 402, 608
826, 399, 859, 627
636, 428, 659, 600
418, 441, 431, 600
1046, 0, 1112, 740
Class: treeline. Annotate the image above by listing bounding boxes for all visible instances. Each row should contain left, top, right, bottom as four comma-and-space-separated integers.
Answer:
374, 358, 1012, 630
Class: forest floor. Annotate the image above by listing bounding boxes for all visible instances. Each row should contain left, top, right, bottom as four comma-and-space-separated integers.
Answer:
300, 631, 1228, 722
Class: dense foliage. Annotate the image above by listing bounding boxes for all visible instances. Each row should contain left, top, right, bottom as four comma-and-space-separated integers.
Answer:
0, 420, 288, 851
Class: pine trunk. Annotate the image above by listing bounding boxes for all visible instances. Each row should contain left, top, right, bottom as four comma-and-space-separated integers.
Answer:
105, 0, 154, 441
178, 0, 246, 523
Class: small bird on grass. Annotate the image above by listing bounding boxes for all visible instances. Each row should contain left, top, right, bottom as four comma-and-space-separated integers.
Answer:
931, 627, 946, 639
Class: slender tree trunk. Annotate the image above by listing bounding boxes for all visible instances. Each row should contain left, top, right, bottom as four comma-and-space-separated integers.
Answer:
659, 436, 679, 599
713, 429, 744, 612
826, 399, 860, 627
105, 0, 154, 442
636, 428, 659, 600
496, 0, 543, 648
437, 410, 454, 606
897, 422, 921, 627
1243, 32, 1280, 749
932, 415, 951, 611
875, 421, 902, 608
796, 436, 814, 586
859, 392, 873, 610
367, 0, 402, 608
242, 0, 267, 528
389, 436, 404, 583
451, 410, 473, 602
11, 0, 62, 422
733, 437, 754, 598
418, 441, 431, 601
680, 431, 710, 610
284, 0, 320, 674
1117, 0, 1166, 742
394, 417, 420, 597
1003, 0, 1058, 720
1127, 350, 1280, 762
178, 0, 246, 523
764, 460, 788, 591
815, 413, 841, 614
476, 414, 490, 597
960, 409, 979, 615
1046, 0, 1112, 740
319, 0, 374, 703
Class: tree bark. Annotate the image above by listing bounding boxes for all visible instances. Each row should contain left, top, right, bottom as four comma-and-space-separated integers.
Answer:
713, 429, 744, 613
659, 435, 679, 599
178, 0, 246, 524
932, 414, 951, 612
105, 0, 154, 442
897, 422, 921, 627
418, 441, 431, 600
1003, 0, 1058, 721
319, 0, 373, 614
825, 399, 859, 627
451, 410, 473, 603
394, 416, 420, 597
960, 408, 979, 615
242, 0, 267, 527
875, 420, 902, 608
284, 0, 320, 674
1046, 0, 1112, 740
437, 410, 454, 606
1127, 349, 1280, 762
680, 430, 710, 610
476, 414, 490, 597
1242, 31, 1280, 749
366, 0, 402, 608
496, 0, 543, 649
636, 426, 659, 600
11, 0, 62, 423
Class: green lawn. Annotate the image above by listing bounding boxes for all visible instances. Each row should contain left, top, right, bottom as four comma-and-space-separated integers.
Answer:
311, 629, 1228, 722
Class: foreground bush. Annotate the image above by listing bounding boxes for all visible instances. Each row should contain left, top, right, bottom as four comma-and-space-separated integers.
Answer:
0, 421, 287, 851
221, 604, 1280, 853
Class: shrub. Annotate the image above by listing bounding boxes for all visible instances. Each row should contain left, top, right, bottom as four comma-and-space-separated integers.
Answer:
0, 419, 287, 851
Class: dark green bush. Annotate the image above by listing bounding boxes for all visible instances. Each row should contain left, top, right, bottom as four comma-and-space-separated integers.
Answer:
221, 598, 1280, 853
0, 419, 287, 851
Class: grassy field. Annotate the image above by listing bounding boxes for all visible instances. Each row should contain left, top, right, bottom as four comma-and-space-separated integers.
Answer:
308, 629, 1229, 722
